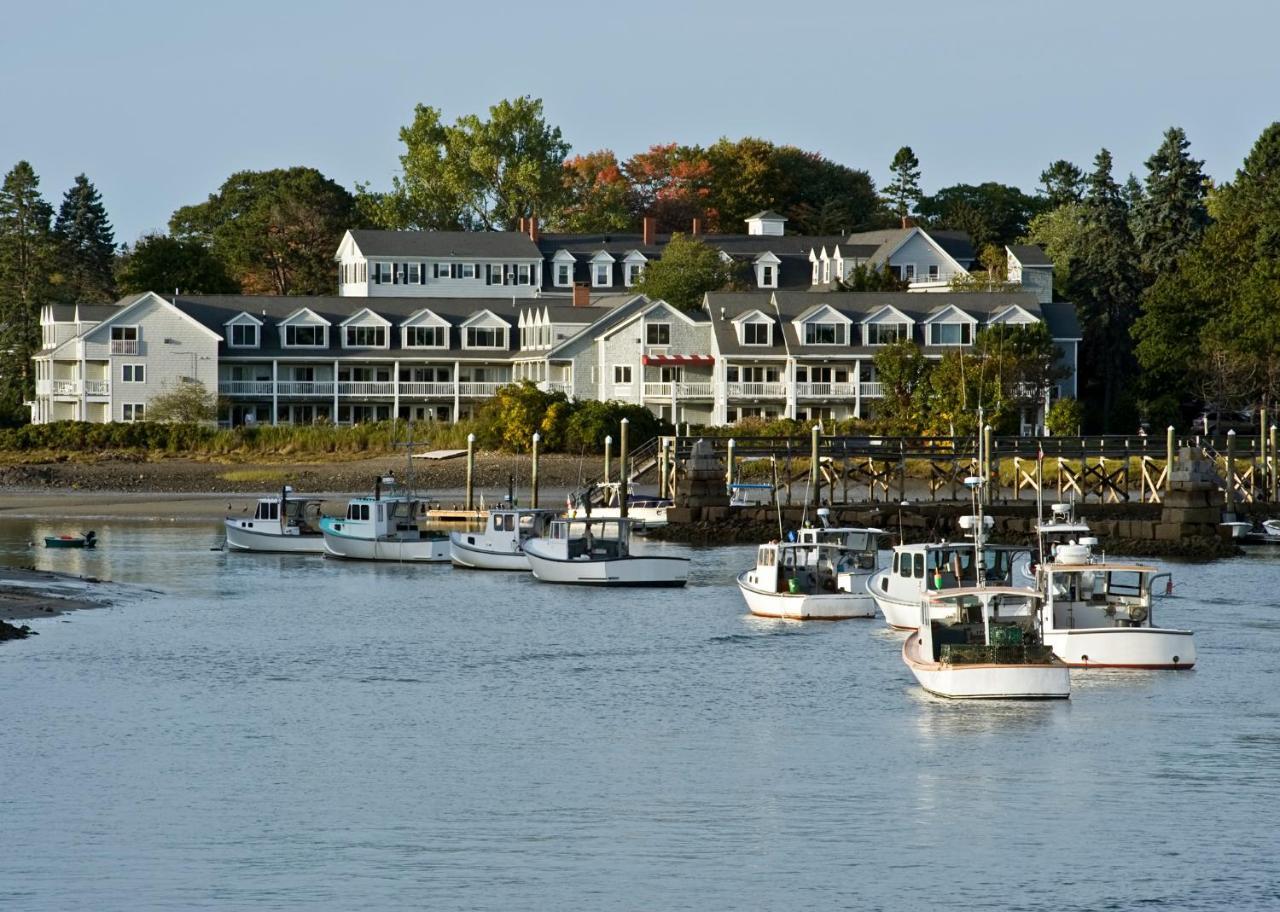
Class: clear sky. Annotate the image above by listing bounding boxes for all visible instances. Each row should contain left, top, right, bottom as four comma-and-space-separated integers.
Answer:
2, 0, 1274, 244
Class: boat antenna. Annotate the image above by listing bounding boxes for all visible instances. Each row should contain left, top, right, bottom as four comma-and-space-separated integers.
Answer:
772, 455, 784, 541
964, 474, 986, 588
1035, 438, 1046, 569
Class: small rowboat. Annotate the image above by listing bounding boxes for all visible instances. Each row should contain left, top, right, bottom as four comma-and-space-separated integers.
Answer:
44, 531, 96, 549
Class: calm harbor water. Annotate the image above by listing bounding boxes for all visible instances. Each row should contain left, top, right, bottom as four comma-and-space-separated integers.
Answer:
1, 518, 1278, 911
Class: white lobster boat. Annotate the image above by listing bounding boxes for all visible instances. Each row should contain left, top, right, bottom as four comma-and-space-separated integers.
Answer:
903, 586, 1070, 700
566, 483, 670, 531
449, 508, 559, 570
737, 541, 877, 620
224, 488, 326, 553
523, 517, 689, 587
868, 536, 1030, 629
319, 480, 449, 562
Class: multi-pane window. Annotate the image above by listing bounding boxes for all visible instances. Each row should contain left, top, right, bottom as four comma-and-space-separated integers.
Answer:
374, 263, 392, 284
804, 322, 845, 345
345, 326, 386, 347
593, 263, 611, 286
466, 326, 504, 348
760, 265, 775, 287
285, 325, 325, 347
867, 323, 908, 345
405, 325, 445, 347
613, 365, 632, 384
646, 323, 670, 345
927, 265, 940, 280
229, 323, 258, 347
929, 323, 973, 345
122, 403, 145, 422
743, 322, 770, 345
406, 263, 420, 283
902, 264, 916, 281
122, 364, 145, 383
626, 263, 644, 286
556, 263, 571, 286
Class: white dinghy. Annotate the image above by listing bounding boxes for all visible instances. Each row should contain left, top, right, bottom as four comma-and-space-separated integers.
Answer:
450, 508, 559, 570
224, 487, 326, 554
523, 517, 689, 587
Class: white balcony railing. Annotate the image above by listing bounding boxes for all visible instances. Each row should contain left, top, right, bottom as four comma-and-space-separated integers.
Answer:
51, 380, 80, 396
860, 382, 884, 398
278, 381, 335, 397
219, 381, 275, 397
110, 340, 139, 355
676, 381, 715, 398
399, 382, 456, 398
539, 380, 573, 395
84, 379, 110, 397
458, 382, 503, 397
795, 382, 857, 398
338, 381, 395, 397
727, 382, 787, 399
643, 382, 672, 399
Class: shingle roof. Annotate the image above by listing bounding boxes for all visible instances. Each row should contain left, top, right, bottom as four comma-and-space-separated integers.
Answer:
1007, 244, 1053, 267
746, 210, 786, 221
348, 229, 541, 259
1040, 301, 1082, 339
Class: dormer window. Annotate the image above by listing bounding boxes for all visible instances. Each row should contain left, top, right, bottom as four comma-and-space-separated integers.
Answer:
811, 261, 820, 284
743, 323, 771, 345
405, 325, 445, 347
466, 326, 506, 348
556, 263, 572, 286
285, 325, 325, 347
760, 265, 775, 287
867, 323, 909, 345
229, 324, 258, 347
929, 323, 973, 345
805, 322, 845, 345
626, 263, 644, 286
593, 263, 612, 286
345, 326, 386, 348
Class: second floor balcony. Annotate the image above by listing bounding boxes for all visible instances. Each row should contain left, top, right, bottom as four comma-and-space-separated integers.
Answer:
219, 380, 505, 400
38, 379, 110, 397
643, 381, 715, 399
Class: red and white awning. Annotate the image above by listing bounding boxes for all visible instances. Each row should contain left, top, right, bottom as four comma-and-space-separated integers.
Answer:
642, 355, 715, 366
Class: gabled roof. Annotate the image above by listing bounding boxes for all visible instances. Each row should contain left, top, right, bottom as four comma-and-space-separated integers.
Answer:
338, 307, 391, 327
224, 311, 264, 326
279, 306, 331, 326
346, 229, 542, 260
731, 308, 774, 324
922, 303, 979, 324
400, 308, 450, 327
459, 308, 511, 328
1007, 244, 1053, 267
88, 291, 223, 344
747, 210, 786, 221
863, 303, 915, 325
989, 303, 1039, 324
792, 302, 852, 325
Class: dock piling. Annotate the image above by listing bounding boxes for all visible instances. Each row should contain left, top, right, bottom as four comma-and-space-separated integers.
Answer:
619, 419, 629, 519
603, 435, 612, 485
531, 432, 540, 508
465, 433, 475, 511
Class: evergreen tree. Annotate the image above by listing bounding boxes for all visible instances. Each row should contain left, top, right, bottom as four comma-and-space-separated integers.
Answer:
1068, 149, 1144, 430
115, 233, 240, 295
884, 146, 922, 219
1039, 160, 1084, 208
1133, 127, 1210, 277
0, 161, 57, 421
54, 173, 116, 303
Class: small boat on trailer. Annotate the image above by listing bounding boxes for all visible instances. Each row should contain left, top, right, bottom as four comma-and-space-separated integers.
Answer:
319, 477, 449, 562
903, 586, 1069, 700
44, 531, 96, 549
523, 516, 689, 587
737, 541, 877, 620
449, 508, 560, 570
224, 488, 326, 553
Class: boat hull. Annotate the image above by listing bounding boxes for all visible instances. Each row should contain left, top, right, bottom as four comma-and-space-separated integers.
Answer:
321, 528, 450, 562
902, 633, 1070, 699
566, 506, 667, 531
224, 519, 326, 554
1043, 627, 1196, 669
523, 542, 687, 587
737, 572, 876, 620
44, 537, 94, 549
448, 534, 530, 571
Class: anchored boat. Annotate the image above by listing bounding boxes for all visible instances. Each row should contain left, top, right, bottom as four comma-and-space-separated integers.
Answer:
903, 586, 1069, 699
224, 488, 326, 553
320, 477, 449, 562
449, 508, 560, 570
523, 516, 689, 587
44, 531, 96, 549
737, 541, 877, 620
566, 483, 671, 531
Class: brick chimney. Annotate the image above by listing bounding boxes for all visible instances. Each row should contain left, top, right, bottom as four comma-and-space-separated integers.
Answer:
901, 215, 916, 229
691, 217, 703, 236
528, 214, 539, 242
572, 282, 590, 307
643, 215, 656, 246
518, 216, 526, 234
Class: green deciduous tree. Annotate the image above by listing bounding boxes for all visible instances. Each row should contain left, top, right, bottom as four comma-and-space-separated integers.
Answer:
871, 340, 931, 436
170, 167, 355, 295
1024, 201, 1087, 299
53, 174, 116, 303
884, 146, 922, 219
377, 97, 570, 231
634, 234, 736, 310
115, 233, 240, 295
836, 263, 907, 292
0, 161, 57, 421
917, 182, 1047, 250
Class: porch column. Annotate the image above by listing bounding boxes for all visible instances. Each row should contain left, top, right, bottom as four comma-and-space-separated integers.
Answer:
853, 358, 862, 419
79, 346, 86, 422
670, 376, 678, 426
332, 359, 339, 420
452, 359, 461, 422
393, 358, 400, 422
715, 360, 728, 425
271, 359, 278, 426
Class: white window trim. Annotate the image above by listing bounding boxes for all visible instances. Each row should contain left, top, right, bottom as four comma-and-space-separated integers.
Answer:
756, 263, 777, 289
928, 322, 974, 346
927, 264, 941, 281
403, 325, 448, 349
110, 324, 139, 341
282, 325, 328, 349
613, 365, 633, 384
866, 323, 911, 346
464, 326, 507, 350
228, 323, 260, 348
803, 322, 846, 346
645, 322, 671, 346
343, 325, 390, 349
593, 263, 612, 287
122, 363, 145, 383
741, 322, 772, 346
901, 263, 916, 281
122, 402, 145, 422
